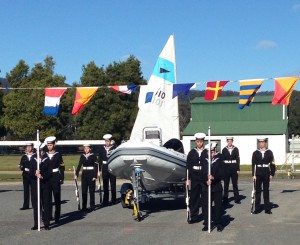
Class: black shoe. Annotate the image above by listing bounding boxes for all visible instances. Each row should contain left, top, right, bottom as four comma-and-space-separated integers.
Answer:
102, 202, 109, 206
31, 226, 38, 230
234, 200, 241, 204
188, 219, 197, 224
82, 209, 88, 215
55, 218, 59, 223
265, 210, 272, 214
20, 207, 29, 210
217, 224, 224, 232
252, 210, 259, 214
44, 226, 51, 230
202, 226, 208, 231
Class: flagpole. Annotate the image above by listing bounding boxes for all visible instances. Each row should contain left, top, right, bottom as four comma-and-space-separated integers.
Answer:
208, 126, 211, 233
36, 130, 41, 231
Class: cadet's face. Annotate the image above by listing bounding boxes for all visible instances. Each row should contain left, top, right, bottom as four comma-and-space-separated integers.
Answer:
105, 140, 111, 147
211, 149, 216, 158
26, 145, 33, 153
196, 139, 204, 148
259, 141, 266, 149
84, 147, 91, 154
47, 143, 54, 152
227, 140, 233, 147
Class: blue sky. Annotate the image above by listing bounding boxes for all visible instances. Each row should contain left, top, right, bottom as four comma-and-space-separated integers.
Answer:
1, 0, 300, 91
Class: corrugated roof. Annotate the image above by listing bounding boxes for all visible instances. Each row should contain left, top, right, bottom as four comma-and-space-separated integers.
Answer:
191, 95, 273, 104
182, 120, 288, 135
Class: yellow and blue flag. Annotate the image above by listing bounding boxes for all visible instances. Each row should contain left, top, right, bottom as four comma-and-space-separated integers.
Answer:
239, 79, 264, 109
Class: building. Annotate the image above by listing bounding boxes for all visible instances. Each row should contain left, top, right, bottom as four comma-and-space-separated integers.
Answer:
182, 96, 288, 165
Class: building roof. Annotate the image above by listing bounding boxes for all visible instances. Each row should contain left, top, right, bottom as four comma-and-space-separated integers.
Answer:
183, 121, 288, 135
183, 95, 288, 136
190, 95, 273, 104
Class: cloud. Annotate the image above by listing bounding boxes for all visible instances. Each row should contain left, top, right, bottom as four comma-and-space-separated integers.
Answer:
256, 40, 278, 49
120, 54, 130, 61
292, 4, 300, 12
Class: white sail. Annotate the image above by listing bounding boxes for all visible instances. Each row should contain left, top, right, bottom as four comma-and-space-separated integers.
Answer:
130, 35, 180, 144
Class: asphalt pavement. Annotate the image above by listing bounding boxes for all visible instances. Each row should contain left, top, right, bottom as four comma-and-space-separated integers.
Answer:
0, 178, 300, 245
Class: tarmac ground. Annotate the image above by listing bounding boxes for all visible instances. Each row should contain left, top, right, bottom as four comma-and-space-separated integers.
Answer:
0, 178, 300, 245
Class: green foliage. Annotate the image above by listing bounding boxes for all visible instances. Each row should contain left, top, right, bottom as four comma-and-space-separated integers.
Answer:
74, 56, 146, 143
1, 56, 73, 140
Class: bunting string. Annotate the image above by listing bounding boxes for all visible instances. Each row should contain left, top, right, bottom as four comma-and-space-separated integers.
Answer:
0, 76, 299, 115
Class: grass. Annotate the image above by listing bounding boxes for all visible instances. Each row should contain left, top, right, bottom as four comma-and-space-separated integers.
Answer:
0, 155, 82, 171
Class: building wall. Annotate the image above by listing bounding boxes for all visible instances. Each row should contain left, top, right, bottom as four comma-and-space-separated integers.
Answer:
182, 134, 287, 165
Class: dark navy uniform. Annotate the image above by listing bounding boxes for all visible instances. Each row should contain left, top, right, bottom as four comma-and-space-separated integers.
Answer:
43, 151, 64, 222
222, 145, 240, 203
186, 146, 208, 222
99, 144, 117, 205
29, 153, 52, 230
76, 153, 98, 211
19, 152, 34, 210
252, 148, 276, 213
200, 152, 225, 230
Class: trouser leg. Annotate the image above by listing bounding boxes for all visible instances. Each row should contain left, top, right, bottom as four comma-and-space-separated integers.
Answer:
42, 186, 52, 227
110, 174, 116, 204
223, 175, 230, 200
31, 181, 38, 226
189, 181, 201, 220
213, 191, 223, 225
89, 178, 96, 208
232, 172, 239, 201
262, 176, 270, 211
52, 181, 61, 222
201, 190, 208, 226
255, 176, 262, 211
82, 177, 88, 210
103, 178, 109, 204
23, 175, 30, 208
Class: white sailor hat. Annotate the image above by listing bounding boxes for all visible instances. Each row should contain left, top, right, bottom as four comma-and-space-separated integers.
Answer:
211, 141, 218, 146
33, 141, 41, 149
45, 136, 56, 144
194, 133, 206, 140
205, 142, 217, 150
40, 142, 46, 150
103, 134, 112, 140
25, 142, 34, 146
258, 137, 267, 142
226, 137, 234, 141
83, 144, 91, 147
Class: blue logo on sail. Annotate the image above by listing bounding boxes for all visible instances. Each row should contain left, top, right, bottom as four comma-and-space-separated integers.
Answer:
152, 57, 175, 84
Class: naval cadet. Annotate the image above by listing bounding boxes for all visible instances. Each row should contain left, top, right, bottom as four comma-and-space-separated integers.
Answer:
30, 142, 52, 230
43, 136, 65, 223
201, 143, 225, 232
75, 144, 98, 213
222, 137, 241, 204
99, 134, 117, 205
19, 142, 35, 210
186, 132, 208, 224
252, 138, 276, 214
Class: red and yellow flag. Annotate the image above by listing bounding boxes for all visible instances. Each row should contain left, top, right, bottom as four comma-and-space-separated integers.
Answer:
272, 77, 299, 105
72, 87, 98, 115
204, 81, 229, 101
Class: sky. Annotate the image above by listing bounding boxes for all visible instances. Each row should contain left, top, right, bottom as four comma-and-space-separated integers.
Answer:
1, 0, 300, 91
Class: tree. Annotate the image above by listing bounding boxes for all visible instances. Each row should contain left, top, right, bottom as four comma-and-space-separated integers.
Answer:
0, 78, 6, 138
74, 56, 146, 143
2, 56, 73, 140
